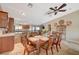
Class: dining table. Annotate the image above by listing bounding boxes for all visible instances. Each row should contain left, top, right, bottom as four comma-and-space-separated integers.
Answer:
28, 35, 49, 54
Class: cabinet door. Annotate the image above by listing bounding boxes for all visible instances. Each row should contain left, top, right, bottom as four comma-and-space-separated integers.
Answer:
0, 11, 8, 28
8, 36, 14, 51
8, 17, 14, 32
1, 37, 9, 52
0, 36, 14, 52
0, 38, 2, 52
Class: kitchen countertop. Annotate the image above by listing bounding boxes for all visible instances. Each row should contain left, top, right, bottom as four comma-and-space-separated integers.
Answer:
0, 32, 22, 37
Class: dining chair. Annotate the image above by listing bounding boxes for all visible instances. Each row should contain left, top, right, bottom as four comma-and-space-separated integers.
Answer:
52, 32, 62, 52
39, 36, 53, 55
21, 35, 37, 55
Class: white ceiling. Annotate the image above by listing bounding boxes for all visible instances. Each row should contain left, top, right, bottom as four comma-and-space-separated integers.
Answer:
0, 3, 79, 25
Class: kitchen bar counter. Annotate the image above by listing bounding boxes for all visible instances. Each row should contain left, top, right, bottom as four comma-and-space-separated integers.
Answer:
0, 32, 23, 37
0, 33, 15, 53
0, 33, 15, 37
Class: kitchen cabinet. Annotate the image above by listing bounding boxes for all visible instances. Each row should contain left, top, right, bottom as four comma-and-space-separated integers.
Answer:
0, 35, 14, 53
8, 17, 14, 32
0, 11, 8, 28
22, 25, 30, 29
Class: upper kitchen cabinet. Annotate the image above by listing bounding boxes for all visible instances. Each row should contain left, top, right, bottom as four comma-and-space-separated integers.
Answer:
22, 24, 30, 29
8, 17, 14, 32
0, 11, 8, 28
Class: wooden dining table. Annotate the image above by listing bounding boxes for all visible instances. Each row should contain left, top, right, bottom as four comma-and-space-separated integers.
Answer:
28, 35, 49, 54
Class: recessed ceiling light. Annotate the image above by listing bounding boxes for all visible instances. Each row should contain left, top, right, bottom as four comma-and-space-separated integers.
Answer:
22, 12, 26, 16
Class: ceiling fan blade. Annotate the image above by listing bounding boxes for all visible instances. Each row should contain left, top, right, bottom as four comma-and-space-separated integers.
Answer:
58, 3, 67, 10
49, 7, 55, 10
47, 12, 53, 14
54, 12, 57, 15
46, 11, 54, 14
59, 10, 66, 12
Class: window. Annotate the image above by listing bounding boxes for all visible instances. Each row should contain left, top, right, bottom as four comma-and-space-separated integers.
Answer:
15, 25, 22, 32
29, 26, 40, 32
36, 27, 40, 30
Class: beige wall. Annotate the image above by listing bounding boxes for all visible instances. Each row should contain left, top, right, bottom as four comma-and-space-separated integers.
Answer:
43, 10, 79, 40
44, 10, 79, 32
0, 5, 2, 11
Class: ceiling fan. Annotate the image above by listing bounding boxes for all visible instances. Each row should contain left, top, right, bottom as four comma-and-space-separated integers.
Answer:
47, 3, 67, 15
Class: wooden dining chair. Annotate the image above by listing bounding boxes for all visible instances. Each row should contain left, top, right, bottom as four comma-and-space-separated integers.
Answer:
52, 32, 62, 52
39, 37, 53, 55
21, 35, 37, 55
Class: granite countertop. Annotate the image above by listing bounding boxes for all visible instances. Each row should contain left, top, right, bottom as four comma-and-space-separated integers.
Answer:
0, 33, 15, 37
0, 32, 21, 37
